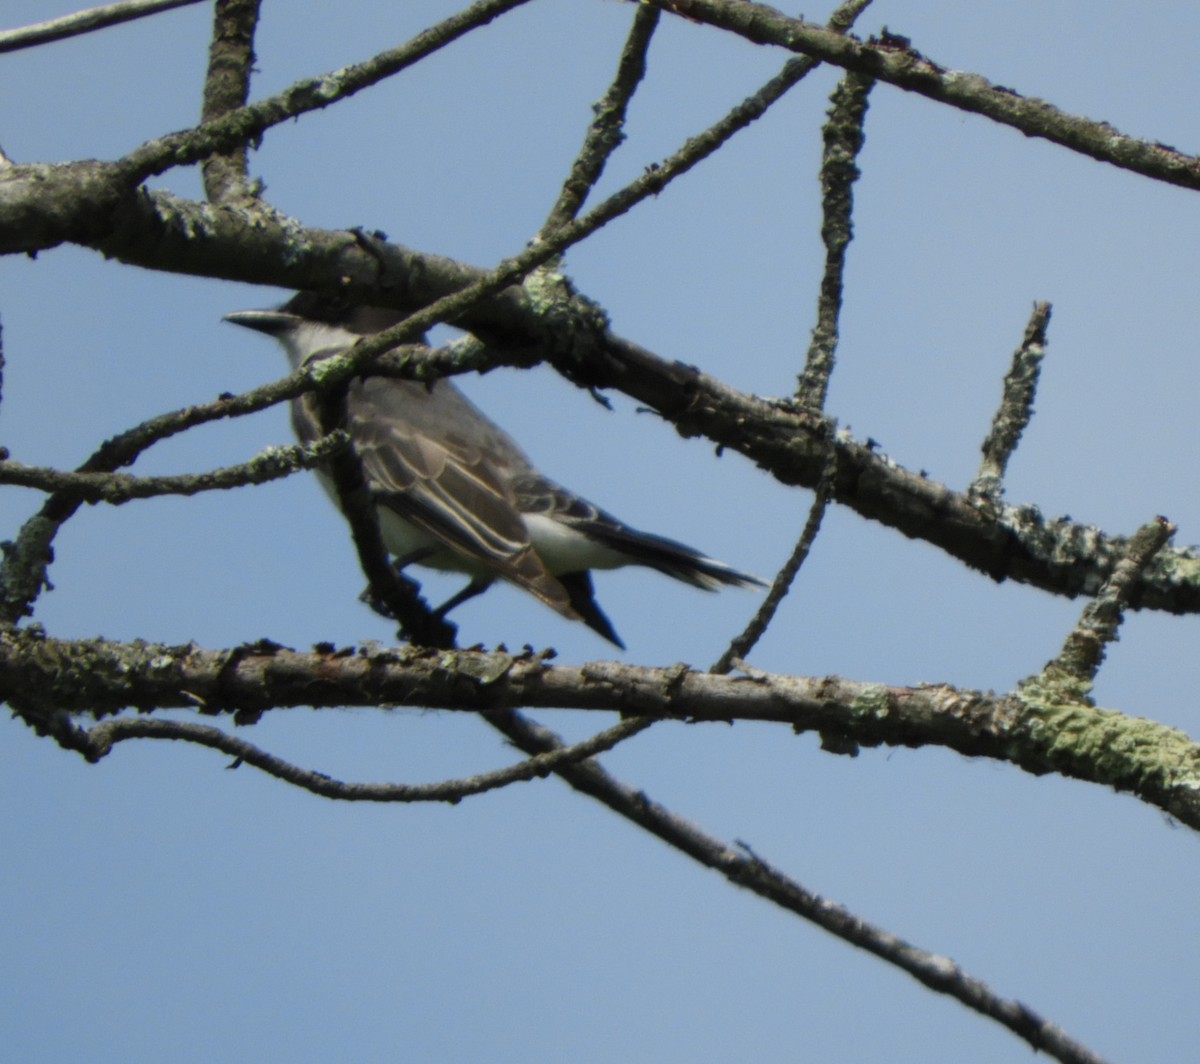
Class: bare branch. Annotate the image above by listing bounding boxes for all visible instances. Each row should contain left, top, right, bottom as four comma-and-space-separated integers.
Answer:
971, 303, 1052, 504
9, 167, 1198, 620
200, 0, 262, 205
827, 0, 876, 33
299, 380, 455, 649
647, 0, 1200, 193
797, 71, 872, 408
539, 5, 660, 237
1039, 516, 1176, 690
484, 707, 1111, 1064
67, 712, 653, 802
6, 632, 1200, 830
711, 429, 838, 673
0, 0, 202, 54
13, 631, 1106, 1059
0, 354, 333, 624
113, 0, 538, 185
0, 436, 347, 503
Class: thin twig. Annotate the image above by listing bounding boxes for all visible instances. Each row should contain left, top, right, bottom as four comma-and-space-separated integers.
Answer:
649, 0, 1200, 194
0, 367, 337, 623
970, 302, 1052, 504
485, 707, 1110, 1064
711, 431, 838, 673
539, 5, 660, 237
0, 0, 202, 53
114, 0, 537, 185
796, 72, 873, 408
1039, 516, 1175, 689
199, 0, 262, 205
64, 713, 653, 801
0, 435, 347, 503
291, 0, 876, 397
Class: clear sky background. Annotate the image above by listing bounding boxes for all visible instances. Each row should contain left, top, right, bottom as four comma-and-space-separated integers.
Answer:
3, 2, 1199, 1061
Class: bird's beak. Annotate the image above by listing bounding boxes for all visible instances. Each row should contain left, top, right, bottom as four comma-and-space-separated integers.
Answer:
222, 309, 302, 336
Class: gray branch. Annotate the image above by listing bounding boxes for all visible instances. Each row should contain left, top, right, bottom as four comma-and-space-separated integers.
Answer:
5, 632, 1200, 831
199, 0, 262, 205
0, 0, 203, 54
0, 436, 347, 504
971, 302, 1052, 503
649, 0, 1200, 193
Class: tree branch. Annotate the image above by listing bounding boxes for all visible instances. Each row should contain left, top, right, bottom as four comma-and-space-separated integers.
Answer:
66, 710, 654, 803
711, 430, 838, 673
539, 5, 660, 237
116, 0, 538, 186
6, 173, 1200, 618
5, 632, 1200, 830
483, 706, 1111, 1064
301, 377, 455, 648
1036, 516, 1176, 691
0, 0, 202, 54
199, 0, 262, 206
647, 0, 1200, 193
0, 435, 347, 503
3, 622, 1109, 1060
797, 70, 872, 408
5, 3, 1198, 624
970, 302, 1052, 505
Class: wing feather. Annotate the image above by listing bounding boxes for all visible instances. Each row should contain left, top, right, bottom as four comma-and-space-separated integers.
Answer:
298, 377, 575, 618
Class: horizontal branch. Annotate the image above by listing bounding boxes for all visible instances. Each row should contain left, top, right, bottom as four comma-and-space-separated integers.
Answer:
20, 634, 1104, 1063
0, 435, 346, 503
6, 631, 1200, 830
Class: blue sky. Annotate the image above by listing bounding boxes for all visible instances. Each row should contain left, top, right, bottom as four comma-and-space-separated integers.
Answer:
3, 2, 1200, 1061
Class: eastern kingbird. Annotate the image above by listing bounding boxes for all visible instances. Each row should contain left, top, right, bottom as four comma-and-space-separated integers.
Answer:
224, 292, 765, 647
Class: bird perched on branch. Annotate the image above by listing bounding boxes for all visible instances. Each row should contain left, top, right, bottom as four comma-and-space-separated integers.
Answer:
225, 291, 764, 648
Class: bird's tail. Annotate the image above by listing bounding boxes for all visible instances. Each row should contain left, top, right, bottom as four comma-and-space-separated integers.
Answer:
587, 523, 767, 592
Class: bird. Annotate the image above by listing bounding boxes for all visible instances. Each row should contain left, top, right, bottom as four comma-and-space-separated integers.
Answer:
224, 291, 765, 648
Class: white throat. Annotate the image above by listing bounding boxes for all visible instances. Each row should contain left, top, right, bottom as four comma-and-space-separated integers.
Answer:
277, 320, 363, 370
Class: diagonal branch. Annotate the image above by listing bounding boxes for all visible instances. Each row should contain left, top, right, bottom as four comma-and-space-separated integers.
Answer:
710, 435, 837, 673
647, 0, 1200, 193
484, 706, 1111, 1064
0, 0, 203, 54
300, 378, 455, 648
114, 0, 537, 186
539, 5, 661, 237
1037, 516, 1176, 692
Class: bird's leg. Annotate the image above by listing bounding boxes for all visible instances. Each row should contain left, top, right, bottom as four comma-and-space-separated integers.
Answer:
433, 577, 494, 620
358, 549, 440, 619
391, 548, 438, 571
